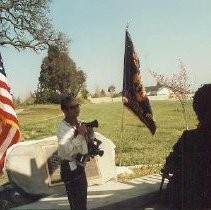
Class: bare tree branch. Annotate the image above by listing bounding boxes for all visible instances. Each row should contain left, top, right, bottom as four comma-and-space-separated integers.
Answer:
149, 61, 191, 129
0, 0, 57, 51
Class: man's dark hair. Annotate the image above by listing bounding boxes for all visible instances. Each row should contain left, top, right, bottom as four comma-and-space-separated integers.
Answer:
193, 84, 211, 123
60, 95, 76, 110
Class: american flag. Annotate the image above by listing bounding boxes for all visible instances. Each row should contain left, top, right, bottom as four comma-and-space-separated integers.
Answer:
0, 52, 20, 173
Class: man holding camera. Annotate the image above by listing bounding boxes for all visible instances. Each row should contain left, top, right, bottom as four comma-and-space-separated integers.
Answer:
57, 95, 88, 210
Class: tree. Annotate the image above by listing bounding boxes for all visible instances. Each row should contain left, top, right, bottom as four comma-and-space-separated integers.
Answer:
35, 37, 86, 103
92, 86, 101, 98
108, 85, 116, 98
100, 89, 106, 97
0, 0, 56, 51
80, 85, 89, 100
150, 61, 191, 129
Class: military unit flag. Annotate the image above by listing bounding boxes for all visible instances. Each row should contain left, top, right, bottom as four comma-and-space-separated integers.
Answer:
0, 52, 20, 173
122, 30, 156, 135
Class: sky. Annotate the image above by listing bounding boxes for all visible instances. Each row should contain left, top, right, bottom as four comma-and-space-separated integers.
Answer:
1, 0, 211, 99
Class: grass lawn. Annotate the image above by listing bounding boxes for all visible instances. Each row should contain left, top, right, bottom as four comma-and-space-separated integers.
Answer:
0, 100, 197, 184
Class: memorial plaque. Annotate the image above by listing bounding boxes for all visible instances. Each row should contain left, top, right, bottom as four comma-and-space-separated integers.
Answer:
85, 158, 102, 180
42, 145, 63, 186
42, 145, 102, 186
5, 133, 115, 194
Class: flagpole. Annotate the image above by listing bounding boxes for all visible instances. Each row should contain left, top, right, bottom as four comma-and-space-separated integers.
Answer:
119, 97, 125, 166
119, 25, 128, 166
119, 24, 157, 167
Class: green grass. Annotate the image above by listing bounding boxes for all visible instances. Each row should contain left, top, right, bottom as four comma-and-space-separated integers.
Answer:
82, 100, 196, 166
18, 100, 197, 165
1, 100, 197, 184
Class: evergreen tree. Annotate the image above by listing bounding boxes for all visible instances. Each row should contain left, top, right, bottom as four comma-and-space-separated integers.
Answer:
35, 36, 86, 103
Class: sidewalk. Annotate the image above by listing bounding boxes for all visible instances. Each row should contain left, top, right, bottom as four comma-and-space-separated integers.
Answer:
11, 174, 168, 210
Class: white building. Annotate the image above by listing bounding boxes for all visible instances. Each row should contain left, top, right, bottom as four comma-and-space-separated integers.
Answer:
156, 87, 172, 96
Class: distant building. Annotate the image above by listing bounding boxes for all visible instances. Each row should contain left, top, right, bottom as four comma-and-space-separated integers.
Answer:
145, 83, 172, 97
157, 86, 172, 96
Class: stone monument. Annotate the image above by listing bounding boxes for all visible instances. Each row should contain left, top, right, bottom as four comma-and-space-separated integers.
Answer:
4, 132, 116, 195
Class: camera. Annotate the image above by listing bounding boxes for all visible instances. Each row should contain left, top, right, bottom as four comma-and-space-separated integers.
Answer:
83, 119, 99, 128
76, 120, 104, 164
87, 138, 104, 158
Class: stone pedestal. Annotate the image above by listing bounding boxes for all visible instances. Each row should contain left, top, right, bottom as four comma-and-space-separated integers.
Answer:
4, 133, 116, 195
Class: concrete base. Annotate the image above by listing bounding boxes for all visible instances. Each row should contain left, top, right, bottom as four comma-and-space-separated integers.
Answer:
5, 133, 116, 195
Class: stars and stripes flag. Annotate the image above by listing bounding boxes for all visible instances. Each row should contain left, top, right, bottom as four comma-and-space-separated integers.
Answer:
122, 29, 156, 135
0, 52, 20, 173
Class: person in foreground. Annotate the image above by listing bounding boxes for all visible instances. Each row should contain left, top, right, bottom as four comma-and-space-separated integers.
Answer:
162, 84, 211, 208
57, 95, 88, 210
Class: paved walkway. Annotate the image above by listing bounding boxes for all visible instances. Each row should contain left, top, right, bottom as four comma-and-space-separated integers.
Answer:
11, 174, 168, 210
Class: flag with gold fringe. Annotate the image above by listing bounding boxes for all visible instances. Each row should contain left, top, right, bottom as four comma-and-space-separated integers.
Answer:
122, 29, 156, 135
0, 52, 21, 173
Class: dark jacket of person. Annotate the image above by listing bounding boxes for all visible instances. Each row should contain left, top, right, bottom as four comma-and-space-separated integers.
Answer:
164, 128, 211, 208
